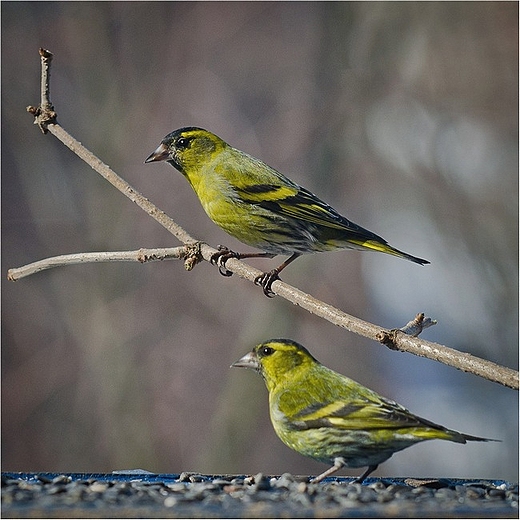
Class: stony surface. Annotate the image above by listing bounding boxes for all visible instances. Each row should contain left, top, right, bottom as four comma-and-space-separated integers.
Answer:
2, 472, 518, 518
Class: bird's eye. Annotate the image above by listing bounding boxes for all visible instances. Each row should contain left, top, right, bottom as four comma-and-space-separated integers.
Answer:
261, 346, 275, 357
176, 137, 190, 149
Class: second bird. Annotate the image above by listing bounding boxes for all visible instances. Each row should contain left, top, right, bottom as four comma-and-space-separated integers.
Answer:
146, 128, 429, 296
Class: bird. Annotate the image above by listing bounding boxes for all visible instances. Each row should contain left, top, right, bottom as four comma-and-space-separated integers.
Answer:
232, 339, 496, 483
145, 127, 429, 296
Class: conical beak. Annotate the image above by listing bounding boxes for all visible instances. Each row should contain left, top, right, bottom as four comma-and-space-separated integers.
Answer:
145, 143, 170, 163
231, 350, 259, 370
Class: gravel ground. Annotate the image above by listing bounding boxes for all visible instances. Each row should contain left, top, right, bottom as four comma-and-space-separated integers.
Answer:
2, 472, 518, 518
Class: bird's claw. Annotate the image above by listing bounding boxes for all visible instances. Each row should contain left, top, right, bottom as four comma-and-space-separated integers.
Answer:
254, 270, 280, 298
210, 245, 236, 277
218, 265, 234, 277
212, 246, 280, 296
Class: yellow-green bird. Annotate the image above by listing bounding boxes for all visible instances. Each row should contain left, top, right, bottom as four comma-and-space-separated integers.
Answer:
145, 128, 429, 296
232, 339, 495, 483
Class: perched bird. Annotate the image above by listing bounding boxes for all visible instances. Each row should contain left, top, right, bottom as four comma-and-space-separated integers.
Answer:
232, 339, 495, 483
146, 128, 429, 296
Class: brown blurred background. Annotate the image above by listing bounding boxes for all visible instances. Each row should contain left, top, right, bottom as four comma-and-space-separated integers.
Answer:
2, 2, 518, 481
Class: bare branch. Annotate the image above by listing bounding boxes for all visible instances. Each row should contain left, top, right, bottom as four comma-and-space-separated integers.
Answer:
378, 329, 518, 390
7, 247, 191, 281
26, 48, 57, 133
16, 48, 519, 391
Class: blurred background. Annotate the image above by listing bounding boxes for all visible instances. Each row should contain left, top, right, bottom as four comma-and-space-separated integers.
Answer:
2, 2, 518, 481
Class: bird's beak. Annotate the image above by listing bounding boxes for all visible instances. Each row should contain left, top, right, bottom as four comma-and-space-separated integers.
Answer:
231, 351, 259, 370
145, 143, 170, 163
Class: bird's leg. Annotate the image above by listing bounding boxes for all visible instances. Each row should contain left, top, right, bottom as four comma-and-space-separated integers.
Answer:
254, 253, 301, 297
310, 457, 345, 483
352, 464, 378, 484
210, 245, 276, 277
310, 461, 378, 485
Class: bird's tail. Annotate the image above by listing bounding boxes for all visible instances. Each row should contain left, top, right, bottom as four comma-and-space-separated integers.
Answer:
462, 433, 500, 443
351, 239, 430, 266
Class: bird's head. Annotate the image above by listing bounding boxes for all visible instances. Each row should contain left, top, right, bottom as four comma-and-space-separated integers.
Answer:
232, 339, 318, 391
145, 127, 226, 175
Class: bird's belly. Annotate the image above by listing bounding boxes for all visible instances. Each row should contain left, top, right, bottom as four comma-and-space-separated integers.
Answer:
277, 426, 418, 469
202, 197, 316, 254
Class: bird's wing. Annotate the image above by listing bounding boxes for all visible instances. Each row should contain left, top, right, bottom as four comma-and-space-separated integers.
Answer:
219, 154, 386, 245
218, 155, 356, 231
282, 387, 441, 433
238, 182, 382, 242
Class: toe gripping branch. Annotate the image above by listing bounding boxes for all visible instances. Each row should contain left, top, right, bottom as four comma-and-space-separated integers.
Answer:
210, 245, 237, 277
210, 246, 279, 297
253, 270, 280, 298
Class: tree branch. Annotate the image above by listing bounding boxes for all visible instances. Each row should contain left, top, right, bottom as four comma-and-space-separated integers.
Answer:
14, 48, 518, 391
7, 247, 192, 281
26, 48, 57, 133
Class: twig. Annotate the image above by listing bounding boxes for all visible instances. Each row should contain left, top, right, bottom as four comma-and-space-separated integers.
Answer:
16, 48, 519, 391
26, 48, 57, 133
398, 312, 437, 337
378, 328, 518, 389
7, 247, 192, 281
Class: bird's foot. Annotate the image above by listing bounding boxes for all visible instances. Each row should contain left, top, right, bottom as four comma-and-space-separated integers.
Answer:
210, 245, 239, 277
254, 269, 280, 298
352, 464, 377, 485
